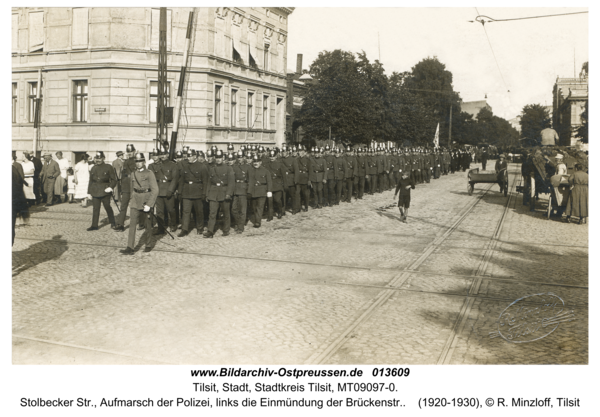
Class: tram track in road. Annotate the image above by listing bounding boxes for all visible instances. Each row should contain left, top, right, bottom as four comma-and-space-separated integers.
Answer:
303, 177, 505, 365
436, 165, 520, 365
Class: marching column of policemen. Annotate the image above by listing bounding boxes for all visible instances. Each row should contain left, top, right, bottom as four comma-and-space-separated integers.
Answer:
94, 143, 474, 254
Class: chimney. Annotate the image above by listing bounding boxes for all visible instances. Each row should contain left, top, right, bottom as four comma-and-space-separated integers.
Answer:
296, 54, 303, 75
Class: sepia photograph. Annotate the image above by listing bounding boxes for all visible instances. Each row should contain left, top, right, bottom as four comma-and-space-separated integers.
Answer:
11, 4, 589, 372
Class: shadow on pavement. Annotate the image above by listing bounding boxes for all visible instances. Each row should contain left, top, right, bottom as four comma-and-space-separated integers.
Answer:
12, 235, 68, 278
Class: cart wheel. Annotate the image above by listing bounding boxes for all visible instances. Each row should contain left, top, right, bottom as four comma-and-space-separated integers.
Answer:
468, 183, 474, 195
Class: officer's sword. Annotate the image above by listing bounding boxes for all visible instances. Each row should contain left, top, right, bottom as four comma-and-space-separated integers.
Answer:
110, 192, 121, 213
149, 208, 175, 240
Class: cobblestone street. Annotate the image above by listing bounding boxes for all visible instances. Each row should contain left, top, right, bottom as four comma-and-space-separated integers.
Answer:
12, 161, 588, 365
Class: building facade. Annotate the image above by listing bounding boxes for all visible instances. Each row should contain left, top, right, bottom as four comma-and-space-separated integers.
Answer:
12, 7, 293, 164
552, 76, 588, 147
460, 100, 492, 120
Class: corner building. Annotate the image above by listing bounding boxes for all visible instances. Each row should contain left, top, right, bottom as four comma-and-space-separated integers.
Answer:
12, 7, 293, 164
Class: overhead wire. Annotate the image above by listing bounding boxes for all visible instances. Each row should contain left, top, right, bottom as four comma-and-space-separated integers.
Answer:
475, 7, 510, 93
472, 10, 587, 24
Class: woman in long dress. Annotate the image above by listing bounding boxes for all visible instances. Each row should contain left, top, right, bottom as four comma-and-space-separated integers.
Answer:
21, 156, 36, 205
565, 163, 588, 224
74, 154, 91, 207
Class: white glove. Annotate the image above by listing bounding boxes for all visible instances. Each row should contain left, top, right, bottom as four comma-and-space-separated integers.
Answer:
105, 187, 113, 193
143, 205, 151, 212
267, 192, 272, 198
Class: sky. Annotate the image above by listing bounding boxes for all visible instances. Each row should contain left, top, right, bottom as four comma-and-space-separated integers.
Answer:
286, 7, 588, 121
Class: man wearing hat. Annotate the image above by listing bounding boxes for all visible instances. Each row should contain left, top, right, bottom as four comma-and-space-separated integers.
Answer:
121, 152, 159, 254
39, 152, 61, 206
204, 150, 234, 238
149, 150, 180, 234
495, 154, 508, 193
114, 145, 137, 232
112, 150, 125, 201
178, 149, 208, 237
248, 154, 273, 227
87, 151, 117, 230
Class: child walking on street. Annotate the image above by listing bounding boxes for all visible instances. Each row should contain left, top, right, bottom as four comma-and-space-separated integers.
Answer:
66, 167, 75, 203
394, 172, 415, 223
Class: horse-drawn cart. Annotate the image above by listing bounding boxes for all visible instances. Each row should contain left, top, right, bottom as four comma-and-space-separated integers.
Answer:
467, 168, 508, 196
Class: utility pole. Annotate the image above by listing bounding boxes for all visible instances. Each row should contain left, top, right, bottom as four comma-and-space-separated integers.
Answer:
156, 7, 169, 153
448, 104, 453, 148
33, 68, 42, 154
169, 10, 195, 160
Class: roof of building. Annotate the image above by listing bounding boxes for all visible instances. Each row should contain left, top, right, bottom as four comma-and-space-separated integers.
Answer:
299, 73, 313, 81
461, 100, 492, 118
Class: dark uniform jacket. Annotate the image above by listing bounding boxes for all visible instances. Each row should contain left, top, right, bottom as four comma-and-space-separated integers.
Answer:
333, 156, 346, 180
295, 156, 311, 185
344, 155, 358, 179
120, 158, 137, 193
248, 165, 273, 197
325, 155, 336, 180
87, 162, 117, 197
179, 160, 209, 199
130, 168, 159, 210
376, 155, 385, 174
281, 156, 298, 186
207, 164, 234, 201
310, 157, 326, 182
366, 155, 377, 176
356, 155, 366, 177
232, 163, 252, 196
150, 160, 179, 197
265, 160, 284, 192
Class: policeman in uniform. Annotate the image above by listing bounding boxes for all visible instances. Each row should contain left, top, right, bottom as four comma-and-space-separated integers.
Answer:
280, 145, 298, 214
120, 153, 158, 254
265, 149, 285, 218
178, 149, 208, 237
310, 147, 327, 208
324, 145, 336, 205
114, 145, 137, 232
149, 150, 180, 234
355, 148, 366, 199
205, 150, 234, 238
295, 145, 311, 212
87, 151, 117, 231
248, 154, 273, 227
232, 150, 251, 233
344, 147, 357, 202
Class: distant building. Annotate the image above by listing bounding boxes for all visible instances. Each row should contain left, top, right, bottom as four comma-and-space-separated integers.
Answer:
552, 75, 588, 146
461, 100, 492, 119
286, 53, 311, 144
507, 116, 521, 133
12, 7, 293, 165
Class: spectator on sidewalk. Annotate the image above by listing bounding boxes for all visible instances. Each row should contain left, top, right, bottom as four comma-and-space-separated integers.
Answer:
565, 163, 588, 225
74, 154, 91, 207
40, 152, 60, 207
54, 151, 70, 204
